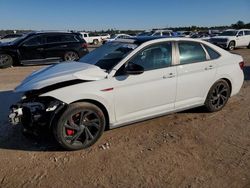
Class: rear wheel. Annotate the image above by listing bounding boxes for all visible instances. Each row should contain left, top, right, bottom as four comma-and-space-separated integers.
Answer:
204, 80, 231, 112
54, 102, 106, 150
64, 51, 79, 61
247, 42, 250, 49
0, 54, 13, 68
228, 41, 235, 51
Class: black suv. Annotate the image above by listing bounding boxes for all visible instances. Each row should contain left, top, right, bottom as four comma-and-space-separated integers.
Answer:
0, 31, 88, 68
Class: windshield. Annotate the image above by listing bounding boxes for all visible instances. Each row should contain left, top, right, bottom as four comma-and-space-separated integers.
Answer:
110, 34, 118, 39
219, 31, 237, 36
11, 33, 30, 44
79, 42, 138, 71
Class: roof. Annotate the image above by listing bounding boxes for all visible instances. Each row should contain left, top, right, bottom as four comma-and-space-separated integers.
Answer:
115, 36, 172, 45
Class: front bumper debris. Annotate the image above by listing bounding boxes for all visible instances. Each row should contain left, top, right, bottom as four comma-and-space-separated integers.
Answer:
9, 106, 23, 125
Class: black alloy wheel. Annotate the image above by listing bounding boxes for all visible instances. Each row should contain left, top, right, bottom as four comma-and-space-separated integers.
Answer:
205, 80, 230, 112
54, 102, 106, 150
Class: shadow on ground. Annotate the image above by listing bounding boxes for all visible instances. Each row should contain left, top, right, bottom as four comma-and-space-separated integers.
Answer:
0, 90, 59, 151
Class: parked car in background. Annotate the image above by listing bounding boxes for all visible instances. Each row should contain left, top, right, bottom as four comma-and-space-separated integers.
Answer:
99, 33, 111, 40
0, 31, 88, 68
0, 33, 23, 44
210, 29, 250, 50
138, 30, 173, 37
191, 33, 211, 41
80, 32, 109, 45
9, 37, 244, 150
102, 33, 132, 44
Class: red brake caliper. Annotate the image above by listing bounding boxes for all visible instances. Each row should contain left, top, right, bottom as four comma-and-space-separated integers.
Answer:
66, 129, 75, 136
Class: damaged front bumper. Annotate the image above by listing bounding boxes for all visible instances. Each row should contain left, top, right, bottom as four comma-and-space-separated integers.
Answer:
9, 96, 66, 132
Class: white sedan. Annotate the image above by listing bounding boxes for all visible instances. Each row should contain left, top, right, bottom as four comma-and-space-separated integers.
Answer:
9, 37, 244, 150
103, 33, 132, 43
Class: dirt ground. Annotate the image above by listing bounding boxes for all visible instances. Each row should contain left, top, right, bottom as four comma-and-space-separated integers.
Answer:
0, 48, 250, 188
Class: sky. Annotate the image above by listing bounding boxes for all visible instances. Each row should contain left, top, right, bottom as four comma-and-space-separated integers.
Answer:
0, 0, 250, 31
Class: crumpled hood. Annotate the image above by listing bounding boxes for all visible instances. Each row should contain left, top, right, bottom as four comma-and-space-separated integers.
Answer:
15, 61, 108, 92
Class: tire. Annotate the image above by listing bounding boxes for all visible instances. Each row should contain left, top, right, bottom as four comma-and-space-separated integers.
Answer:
64, 51, 79, 61
0, 54, 13, 68
53, 102, 106, 150
93, 39, 99, 45
204, 80, 231, 112
228, 41, 235, 51
247, 42, 250, 49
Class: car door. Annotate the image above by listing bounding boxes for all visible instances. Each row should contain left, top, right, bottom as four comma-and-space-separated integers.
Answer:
235, 31, 245, 47
42, 34, 65, 61
175, 41, 217, 109
112, 42, 177, 124
18, 35, 45, 64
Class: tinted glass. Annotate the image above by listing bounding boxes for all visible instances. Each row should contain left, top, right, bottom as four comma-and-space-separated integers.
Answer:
23, 36, 42, 46
238, 31, 244, 36
61, 34, 78, 42
204, 45, 220, 60
162, 32, 170, 36
46, 35, 62, 43
245, 31, 250, 35
130, 43, 172, 71
79, 42, 138, 71
178, 42, 207, 64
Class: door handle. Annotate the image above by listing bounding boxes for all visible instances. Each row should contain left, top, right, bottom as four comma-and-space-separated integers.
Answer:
205, 65, 214, 70
60, 45, 67, 48
163, 73, 175, 79
37, 48, 44, 51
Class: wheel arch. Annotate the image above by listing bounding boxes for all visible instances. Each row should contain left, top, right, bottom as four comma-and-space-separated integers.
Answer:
221, 78, 232, 95
206, 77, 232, 99
72, 99, 110, 130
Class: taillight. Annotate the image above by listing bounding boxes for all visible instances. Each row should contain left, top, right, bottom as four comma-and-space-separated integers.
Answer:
81, 43, 88, 49
239, 61, 244, 70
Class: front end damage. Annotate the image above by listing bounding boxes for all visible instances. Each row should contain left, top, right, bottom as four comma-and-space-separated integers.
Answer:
9, 92, 66, 135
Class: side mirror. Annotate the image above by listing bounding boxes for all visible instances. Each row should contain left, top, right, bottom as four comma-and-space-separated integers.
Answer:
125, 62, 144, 75
237, 33, 243, 37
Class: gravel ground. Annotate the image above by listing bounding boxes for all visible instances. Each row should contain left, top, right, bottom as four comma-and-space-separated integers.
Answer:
0, 48, 249, 188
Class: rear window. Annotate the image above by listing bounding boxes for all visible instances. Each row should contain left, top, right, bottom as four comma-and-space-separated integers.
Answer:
204, 45, 220, 60
178, 42, 207, 64
61, 34, 79, 42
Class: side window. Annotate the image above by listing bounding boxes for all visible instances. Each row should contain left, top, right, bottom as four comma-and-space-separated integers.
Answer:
237, 31, 244, 36
84, 34, 87, 37
130, 43, 172, 71
178, 42, 207, 64
61, 35, 78, 42
204, 45, 220, 60
162, 32, 170, 36
46, 35, 62, 43
23, 36, 42, 46
245, 31, 250, 35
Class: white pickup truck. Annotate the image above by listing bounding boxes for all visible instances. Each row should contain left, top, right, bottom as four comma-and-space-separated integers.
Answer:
80, 32, 110, 45
210, 29, 250, 50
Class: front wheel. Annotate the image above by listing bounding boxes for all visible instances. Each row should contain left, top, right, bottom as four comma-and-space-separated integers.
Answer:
53, 102, 106, 150
228, 41, 235, 51
0, 54, 13, 68
204, 80, 231, 112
